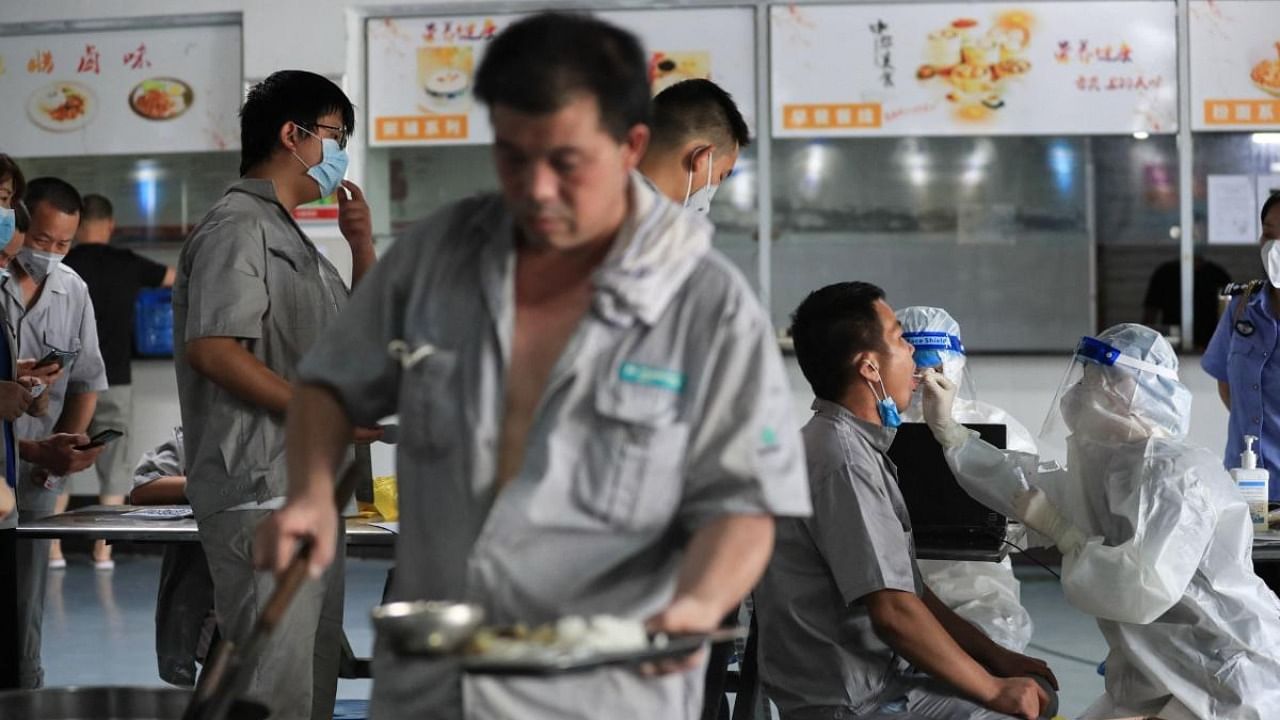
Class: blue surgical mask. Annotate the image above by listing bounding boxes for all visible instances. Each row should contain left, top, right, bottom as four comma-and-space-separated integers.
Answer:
867, 372, 902, 428
292, 126, 348, 199
683, 148, 718, 215
0, 208, 13, 246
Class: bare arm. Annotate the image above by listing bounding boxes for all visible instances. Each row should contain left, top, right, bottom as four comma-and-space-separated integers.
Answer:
643, 514, 774, 673
161, 267, 176, 288
662, 515, 774, 624
130, 476, 187, 505
54, 391, 97, 434
1217, 381, 1231, 410
921, 585, 1003, 665
867, 589, 1002, 701
186, 337, 291, 415
339, 180, 376, 287
865, 590, 1047, 719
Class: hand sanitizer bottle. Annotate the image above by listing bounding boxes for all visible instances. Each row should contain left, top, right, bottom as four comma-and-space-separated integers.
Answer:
1232, 435, 1270, 534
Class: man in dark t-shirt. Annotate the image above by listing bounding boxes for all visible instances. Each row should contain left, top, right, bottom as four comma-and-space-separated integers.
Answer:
59, 193, 173, 568
1141, 255, 1231, 350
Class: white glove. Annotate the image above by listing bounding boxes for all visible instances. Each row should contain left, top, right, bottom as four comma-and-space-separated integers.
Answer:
921, 373, 973, 449
1013, 488, 1086, 555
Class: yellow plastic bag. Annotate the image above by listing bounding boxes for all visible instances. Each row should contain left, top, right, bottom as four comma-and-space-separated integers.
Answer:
372, 475, 399, 522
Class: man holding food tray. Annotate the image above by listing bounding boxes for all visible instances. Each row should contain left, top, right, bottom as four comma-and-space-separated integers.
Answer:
257, 11, 810, 720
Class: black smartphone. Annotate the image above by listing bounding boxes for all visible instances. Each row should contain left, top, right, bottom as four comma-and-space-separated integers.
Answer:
75, 429, 123, 451
33, 349, 77, 369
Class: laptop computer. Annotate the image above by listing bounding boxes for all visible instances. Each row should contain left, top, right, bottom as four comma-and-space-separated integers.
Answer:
888, 422, 1009, 552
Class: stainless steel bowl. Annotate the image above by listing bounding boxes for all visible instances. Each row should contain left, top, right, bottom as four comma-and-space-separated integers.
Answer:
0, 685, 268, 719
371, 600, 485, 655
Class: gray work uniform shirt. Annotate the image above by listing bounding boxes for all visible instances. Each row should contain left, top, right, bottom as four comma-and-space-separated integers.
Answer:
755, 399, 924, 717
173, 179, 350, 519
1, 265, 108, 515
297, 172, 812, 719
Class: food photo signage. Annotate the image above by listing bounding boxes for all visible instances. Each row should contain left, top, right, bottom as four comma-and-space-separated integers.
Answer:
771, 2, 1177, 137
1190, 1, 1280, 131
0, 24, 242, 157
366, 8, 757, 147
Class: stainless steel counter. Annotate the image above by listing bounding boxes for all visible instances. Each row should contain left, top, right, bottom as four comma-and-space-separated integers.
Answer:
16, 505, 395, 546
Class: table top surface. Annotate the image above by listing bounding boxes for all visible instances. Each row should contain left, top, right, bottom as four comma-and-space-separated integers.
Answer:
16, 505, 395, 546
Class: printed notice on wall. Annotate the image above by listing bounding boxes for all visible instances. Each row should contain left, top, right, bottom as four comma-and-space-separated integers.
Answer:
1208, 175, 1259, 245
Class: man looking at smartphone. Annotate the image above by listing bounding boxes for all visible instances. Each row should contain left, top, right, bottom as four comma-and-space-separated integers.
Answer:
1, 176, 107, 688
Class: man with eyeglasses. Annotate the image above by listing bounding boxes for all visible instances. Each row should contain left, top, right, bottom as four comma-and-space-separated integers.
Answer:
2, 176, 110, 689
173, 69, 380, 720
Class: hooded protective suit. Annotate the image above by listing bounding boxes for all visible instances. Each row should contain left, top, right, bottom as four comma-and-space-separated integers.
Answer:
896, 306, 1034, 652
923, 323, 1280, 720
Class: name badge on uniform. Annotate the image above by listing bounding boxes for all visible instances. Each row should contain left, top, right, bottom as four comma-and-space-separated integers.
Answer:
618, 361, 685, 394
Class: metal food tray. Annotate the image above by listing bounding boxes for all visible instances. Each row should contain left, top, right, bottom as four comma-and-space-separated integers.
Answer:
461, 628, 746, 676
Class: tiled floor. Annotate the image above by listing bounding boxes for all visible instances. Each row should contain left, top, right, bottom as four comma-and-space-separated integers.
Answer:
37, 555, 1108, 718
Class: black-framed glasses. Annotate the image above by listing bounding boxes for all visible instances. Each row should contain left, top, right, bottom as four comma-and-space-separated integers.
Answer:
297, 121, 349, 150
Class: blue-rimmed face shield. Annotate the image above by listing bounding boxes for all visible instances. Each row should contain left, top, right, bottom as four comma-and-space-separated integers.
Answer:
1039, 334, 1182, 462
903, 330, 976, 414
904, 331, 965, 370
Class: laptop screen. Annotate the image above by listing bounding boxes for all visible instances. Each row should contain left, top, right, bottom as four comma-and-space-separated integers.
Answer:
888, 423, 1008, 534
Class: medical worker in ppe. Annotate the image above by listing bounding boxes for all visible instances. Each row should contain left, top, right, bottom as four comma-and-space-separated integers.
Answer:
896, 306, 1034, 652
921, 322, 1280, 720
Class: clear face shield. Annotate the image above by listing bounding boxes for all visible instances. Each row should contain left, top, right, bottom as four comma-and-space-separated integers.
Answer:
1038, 335, 1182, 465
903, 330, 977, 416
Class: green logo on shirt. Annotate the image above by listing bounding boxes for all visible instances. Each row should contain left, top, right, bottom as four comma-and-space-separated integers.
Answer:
619, 361, 685, 393
761, 426, 779, 447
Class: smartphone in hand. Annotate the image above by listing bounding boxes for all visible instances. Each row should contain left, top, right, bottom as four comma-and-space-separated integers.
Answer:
33, 349, 77, 370
75, 429, 123, 451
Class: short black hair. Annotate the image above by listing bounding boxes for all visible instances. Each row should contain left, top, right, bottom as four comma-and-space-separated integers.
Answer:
651, 79, 751, 154
0, 154, 26, 204
24, 177, 82, 218
239, 70, 355, 176
81, 194, 113, 222
790, 282, 888, 403
474, 12, 651, 142
1263, 192, 1280, 224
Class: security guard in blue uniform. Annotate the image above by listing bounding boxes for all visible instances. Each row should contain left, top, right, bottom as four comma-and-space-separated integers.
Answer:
1203, 194, 1280, 498
1203, 192, 1280, 589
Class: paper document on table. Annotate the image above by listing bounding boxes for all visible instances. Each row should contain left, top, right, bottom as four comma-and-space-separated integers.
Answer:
123, 506, 194, 519
371, 521, 399, 534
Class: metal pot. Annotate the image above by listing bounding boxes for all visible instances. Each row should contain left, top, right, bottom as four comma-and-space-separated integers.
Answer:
0, 686, 269, 719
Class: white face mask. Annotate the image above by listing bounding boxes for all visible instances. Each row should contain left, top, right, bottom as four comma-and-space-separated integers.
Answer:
1263, 239, 1280, 288
682, 148, 718, 215
18, 248, 62, 284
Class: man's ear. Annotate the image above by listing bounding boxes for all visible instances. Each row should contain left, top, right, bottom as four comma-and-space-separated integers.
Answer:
620, 123, 651, 171
853, 353, 880, 384
684, 143, 713, 175
278, 121, 301, 153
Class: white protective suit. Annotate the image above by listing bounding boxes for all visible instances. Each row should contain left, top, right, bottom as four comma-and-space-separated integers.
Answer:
925, 323, 1280, 720
896, 306, 1035, 652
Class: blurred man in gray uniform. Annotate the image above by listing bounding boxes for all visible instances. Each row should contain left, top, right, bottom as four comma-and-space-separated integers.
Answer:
256, 12, 811, 720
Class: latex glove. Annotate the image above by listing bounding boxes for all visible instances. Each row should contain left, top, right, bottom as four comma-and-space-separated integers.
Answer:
1013, 488, 1086, 555
921, 372, 973, 449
